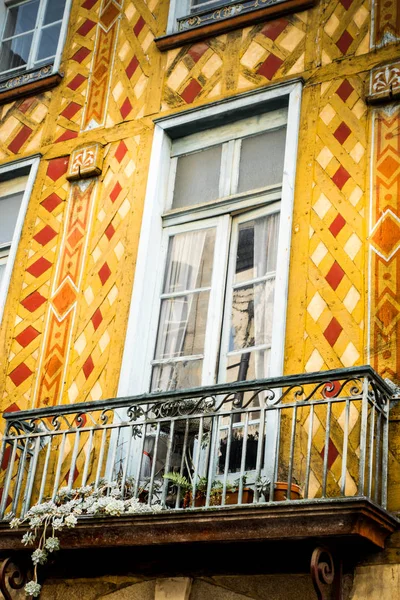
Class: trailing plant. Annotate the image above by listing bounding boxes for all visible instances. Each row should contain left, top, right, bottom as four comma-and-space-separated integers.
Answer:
7, 478, 161, 597
163, 472, 238, 506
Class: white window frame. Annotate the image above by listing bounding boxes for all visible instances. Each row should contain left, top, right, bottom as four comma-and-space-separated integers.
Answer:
0, 155, 40, 324
0, 0, 72, 79
118, 82, 302, 398
167, 0, 239, 33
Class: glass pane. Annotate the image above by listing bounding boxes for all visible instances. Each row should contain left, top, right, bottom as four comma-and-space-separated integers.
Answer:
0, 33, 33, 73
163, 228, 216, 293
0, 192, 24, 246
230, 279, 275, 351
4, 0, 39, 37
151, 359, 203, 392
34, 23, 61, 63
0, 260, 6, 289
43, 0, 66, 24
235, 213, 280, 284
217, 424, 260, 474
226, 349, 271, 383
154, 291, 210, 359
172, 145, 222, 209
191, 0, 228, 12
237, 128, 287, 193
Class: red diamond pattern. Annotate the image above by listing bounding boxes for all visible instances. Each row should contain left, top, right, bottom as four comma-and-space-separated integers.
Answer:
334, 122, 351, 145
47, 157, 69, 182
67, 74, 86, 91
98, 262, 111, 285
188, 42, 209, 63
120, 98, 133, 119
257, 54, 284, 80
133, 16, 145, 36
105, 223, 115, 240
91, 308, 103, 331
41, 193, 63, 213
115, 141, 127, 163
77, 19, 96, 36
21, 291, 46, 312
181, 79, 202, 103
61, 102, 82, 120
325, 261, 345, 291
8, 125, 33, 153
324, 317, 343, 347
260, 18, 288, 41
9, 363, 33, 387
336, 80, 354, 102
83, 355, 94, 379
27, 257, 52, 278
332, 165, 350, 190
329, 214, 346, 237
110, 182, 122, 202
16, 326, 40, 348
71, 47, 90, 63
320, 438, 339, 469
34, 225, 57, 246
125, 56, 139, 79
336, 30, 353, 54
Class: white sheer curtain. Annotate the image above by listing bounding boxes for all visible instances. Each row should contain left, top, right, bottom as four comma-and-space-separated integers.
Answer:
154, 229, 207, 391
253, 212, 280, 380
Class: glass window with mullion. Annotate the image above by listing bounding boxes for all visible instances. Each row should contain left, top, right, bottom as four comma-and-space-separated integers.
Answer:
0, 0, 67, 77
0, 174, 28, 289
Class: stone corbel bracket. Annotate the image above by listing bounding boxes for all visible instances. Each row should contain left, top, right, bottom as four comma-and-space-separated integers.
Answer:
367, 61, 400, 105
67, 143, 104, 181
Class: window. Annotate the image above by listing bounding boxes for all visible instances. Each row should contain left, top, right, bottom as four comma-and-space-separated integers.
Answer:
0, 0, 69, 80
118, 83, 302, 398
167, 0, 294, 34
0, 157, 39, 323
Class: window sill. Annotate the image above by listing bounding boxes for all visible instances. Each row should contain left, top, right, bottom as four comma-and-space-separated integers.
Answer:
0, 65, 63, 106
155, 0, 317, 51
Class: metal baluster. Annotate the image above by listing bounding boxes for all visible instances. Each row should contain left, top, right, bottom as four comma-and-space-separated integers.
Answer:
340, 399, 350, 496
107, 426, 120, 486
134, 423, 146, 499
161, 421, 175, 508
95, 428, 107, 489
52, 433, 66, 500
175, 419, 189, 509
238, 413, 249, 505
81, 429, 94, 488
38, 439, 52, 504
367, 403, 376, 500
205, 416, 219, 508
382, 395, 389, 509
148, 422, 161, 506
191, 417, 204, 508
0, 439, 18, 518
304, 404, 314, 499
358, 376, 369, 497
67, 430, 80, 490
11, 434, 30, 515
222, 416, 233, 505
21, 437, 41, 516
287, 403, 298, 500
254, 404, 266, 503
121, 425, 134, 494
322, 401, 331, 498
374, 410, 382, 504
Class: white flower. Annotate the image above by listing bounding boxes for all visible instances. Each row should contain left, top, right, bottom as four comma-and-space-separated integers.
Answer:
9, 517, 20, 529
104, 499, 125, 516
45, 536, 60, 552
25, 581, 41, 597
52, 517, 64, 530
29, 516, 42, 529
65, 514, 77, 527
110, 487, 122, 497
31, 549, 48, 565
22, 532, 36, 546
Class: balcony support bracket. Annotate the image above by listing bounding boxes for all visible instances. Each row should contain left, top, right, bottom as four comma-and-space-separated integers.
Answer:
310, 546, 342, 600
0, 555, 30, 600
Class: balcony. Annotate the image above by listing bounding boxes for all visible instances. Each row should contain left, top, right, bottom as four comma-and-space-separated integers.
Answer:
0, 366, 397, 562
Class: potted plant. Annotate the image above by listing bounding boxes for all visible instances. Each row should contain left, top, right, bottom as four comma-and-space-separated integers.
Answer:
163, 473, 254, 507
273, 465, 302, 501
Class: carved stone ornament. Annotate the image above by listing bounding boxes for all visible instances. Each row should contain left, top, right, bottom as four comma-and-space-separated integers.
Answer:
67, 143, 104, 181
367, 61, 400, 105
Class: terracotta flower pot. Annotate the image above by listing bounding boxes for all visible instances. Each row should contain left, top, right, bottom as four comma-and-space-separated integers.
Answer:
192, 487, 254, 507
273, 482, 302, 501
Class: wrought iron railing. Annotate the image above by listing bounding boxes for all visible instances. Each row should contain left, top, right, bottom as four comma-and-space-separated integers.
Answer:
0, 366, 392, 519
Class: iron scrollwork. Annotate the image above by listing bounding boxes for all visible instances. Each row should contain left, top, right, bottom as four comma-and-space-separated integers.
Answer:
310, 546, 342, 600
0, 556, 31, 600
